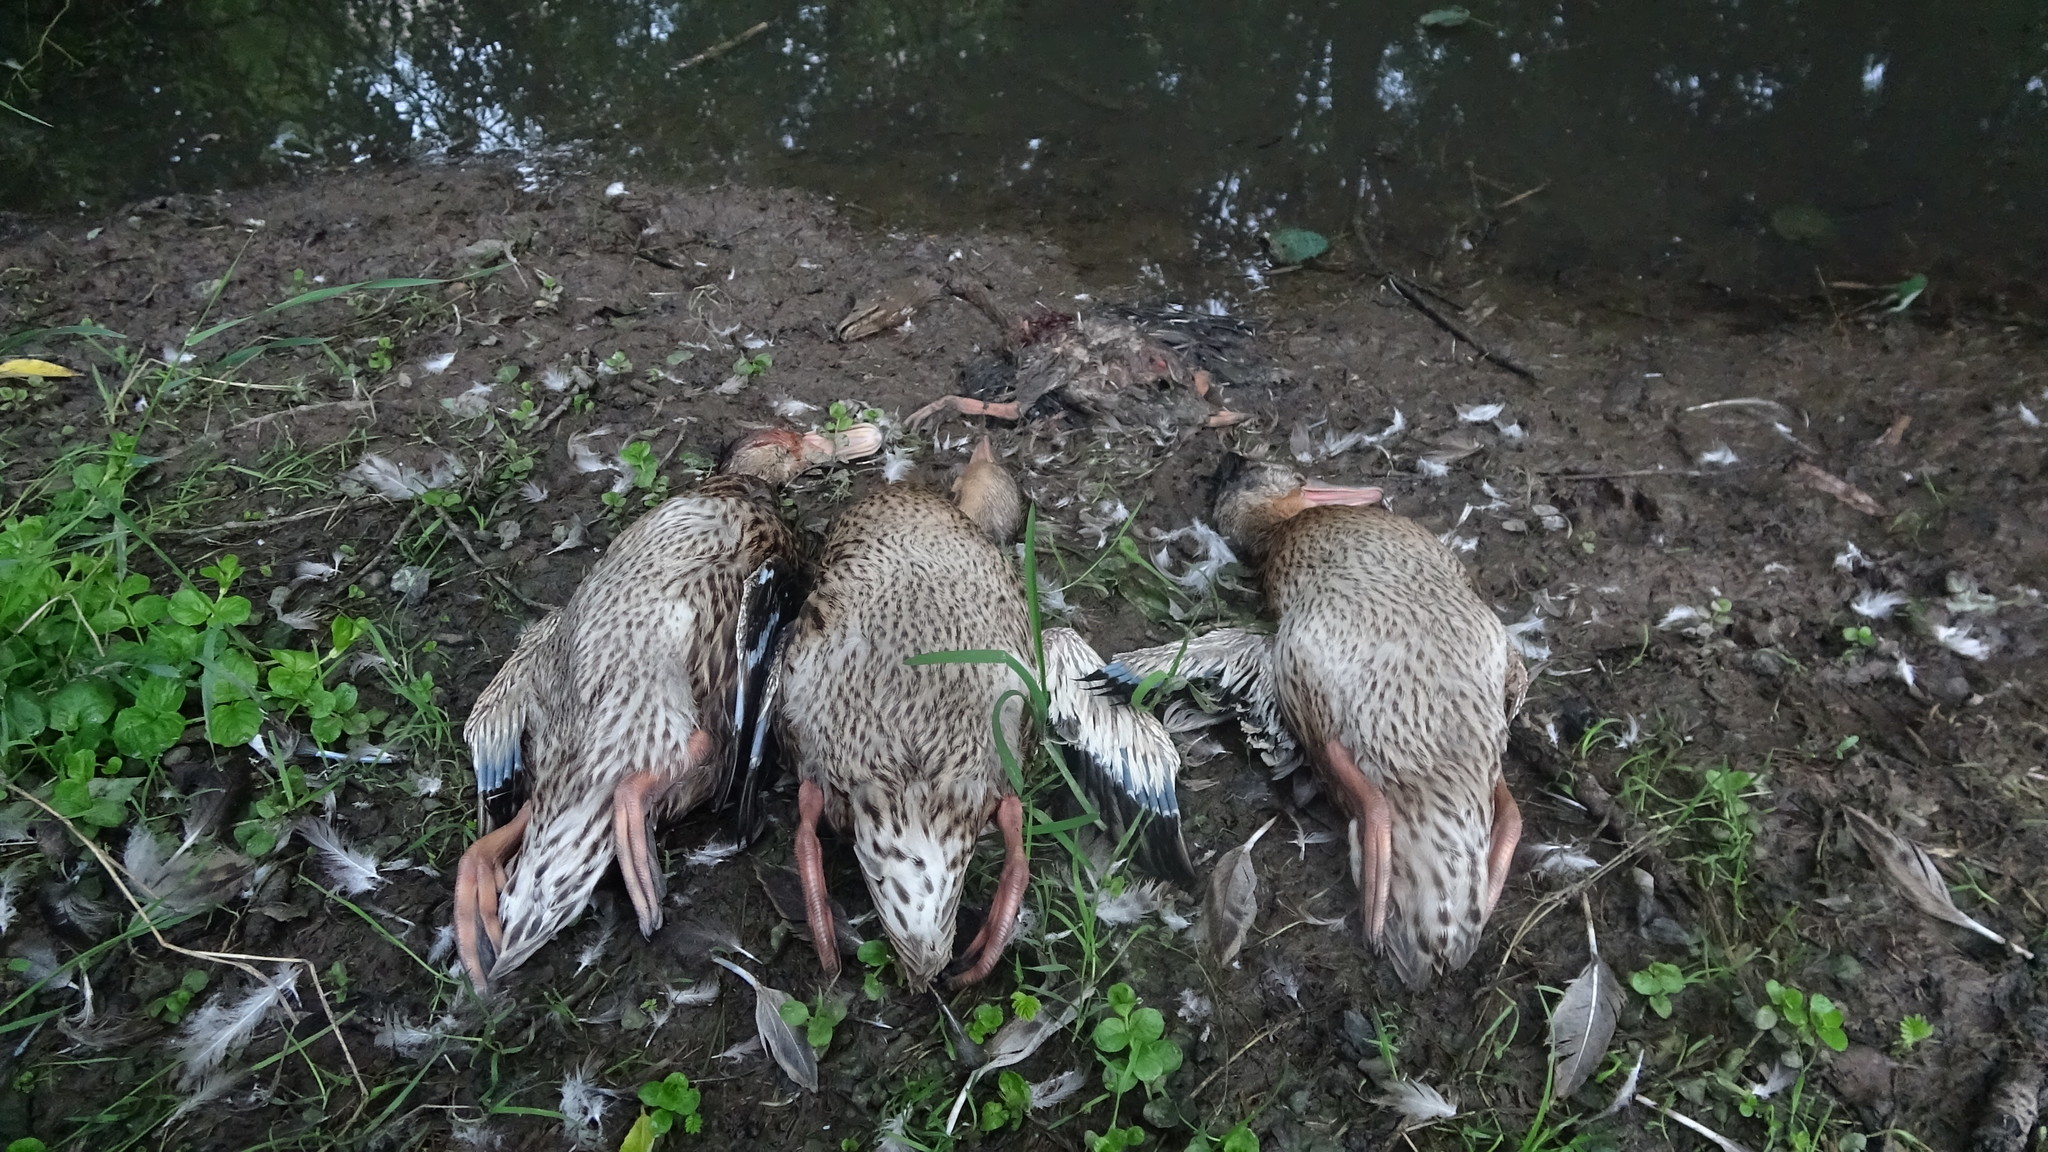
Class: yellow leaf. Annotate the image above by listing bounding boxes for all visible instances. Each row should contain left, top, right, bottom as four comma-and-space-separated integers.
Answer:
0, 358, 79, 379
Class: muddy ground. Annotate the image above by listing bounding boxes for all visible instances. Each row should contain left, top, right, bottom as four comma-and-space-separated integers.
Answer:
1, 164, 2044, 1152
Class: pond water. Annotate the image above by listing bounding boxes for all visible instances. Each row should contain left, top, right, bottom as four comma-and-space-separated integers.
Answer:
4, 0, 2045, 303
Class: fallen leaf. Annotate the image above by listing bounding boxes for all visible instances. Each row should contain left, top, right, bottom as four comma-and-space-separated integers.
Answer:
1260, 228, 1329, 266
0, 358, 79, 379
1843, 808, 2032, 959
1790, 461, 1884, 516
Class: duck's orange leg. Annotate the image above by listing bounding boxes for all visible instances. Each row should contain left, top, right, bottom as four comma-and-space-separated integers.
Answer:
952, 793, 1029, 988
613, 771, 673, 937
613, 731, 713, 937
908, 395, 1022, 425
1482, 775, 1521, 919
795, 779, 840, 979
1324, 740, 1393, 945
455, 803, 532, 990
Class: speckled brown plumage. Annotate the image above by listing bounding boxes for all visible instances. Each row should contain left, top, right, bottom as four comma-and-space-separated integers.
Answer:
1264, 505, 1518, 983
454, 426, 879, 990
1207, 457, 1524, 987
776, 456, 1033, 989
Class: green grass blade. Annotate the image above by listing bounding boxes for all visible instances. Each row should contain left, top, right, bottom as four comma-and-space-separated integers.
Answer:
0, 97, 51, 127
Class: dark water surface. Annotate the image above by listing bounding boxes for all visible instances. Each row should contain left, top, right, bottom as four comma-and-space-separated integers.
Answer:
4, 1, 2045, 302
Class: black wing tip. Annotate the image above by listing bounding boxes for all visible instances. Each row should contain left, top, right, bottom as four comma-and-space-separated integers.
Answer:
1070, 748, 1197, 891
1084, 663, 1143, 706
1138, 815, 1199, 891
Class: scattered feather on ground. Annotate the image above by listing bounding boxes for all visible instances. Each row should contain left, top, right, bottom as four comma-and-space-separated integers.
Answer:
1844, 808, 2032, 958
1374, 1078, 1458, 1128
295, 817, 385, 896
172, 966, 300, 1089
1548, 915, 1621, 1098
1851, 589, 1909, 619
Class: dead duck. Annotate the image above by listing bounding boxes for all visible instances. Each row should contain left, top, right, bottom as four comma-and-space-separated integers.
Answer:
776, 440, 1191, 990
453, 423, 881, 990
836, 275, 1268, 439
1095, 456, 1524, 987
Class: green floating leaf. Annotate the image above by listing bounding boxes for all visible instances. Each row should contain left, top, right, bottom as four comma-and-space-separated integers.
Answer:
1261, 227, 1330, 266
1887, 273, 1928, 312
1419, 7, 1472, 27
1769, 203, 1834, 245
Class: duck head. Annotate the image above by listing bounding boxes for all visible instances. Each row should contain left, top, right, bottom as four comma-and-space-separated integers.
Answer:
1211, 454, 1383, 557
852, 794, 982, 989
722, 423, 884, 484
953, 438, 1024, 542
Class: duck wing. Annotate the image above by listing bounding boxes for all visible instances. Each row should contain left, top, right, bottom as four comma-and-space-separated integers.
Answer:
719, 556, 806, 841
1042, 627, 1195, 888
1091, 627, 1303, 781
463, 611, 563, 831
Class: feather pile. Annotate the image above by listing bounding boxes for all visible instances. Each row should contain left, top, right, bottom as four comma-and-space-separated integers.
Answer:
945, 997, 1080, 1133
559, 1060, 613, 1143
342, 451, 465, 500
1149, 520, 1238, 596
124, 826, 250, 919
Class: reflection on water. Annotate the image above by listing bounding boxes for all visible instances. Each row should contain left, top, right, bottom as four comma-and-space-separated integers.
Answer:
4, 0, 2044, 300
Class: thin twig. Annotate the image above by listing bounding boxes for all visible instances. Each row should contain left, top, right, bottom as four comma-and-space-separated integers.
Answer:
1494, 182, 1551, 210
1382, 275, 1538, 380
4, 781, 370, 1118
160, 500, 374, 537
666, 20, 770, 75
432, 508, 556, 613
1190, 1018, 1293, 1099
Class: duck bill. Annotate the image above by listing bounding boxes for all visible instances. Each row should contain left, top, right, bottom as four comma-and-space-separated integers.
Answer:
799, 423, 884, 466
1296, 481, 1383, 507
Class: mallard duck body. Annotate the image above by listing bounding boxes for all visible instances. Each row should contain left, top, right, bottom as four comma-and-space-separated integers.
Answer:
778, 443, 1191, 989
1261, 503, 1520, 983
777, 472, 1031, 989
1099, 458, 1522, 986
454, 427, 877, 990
